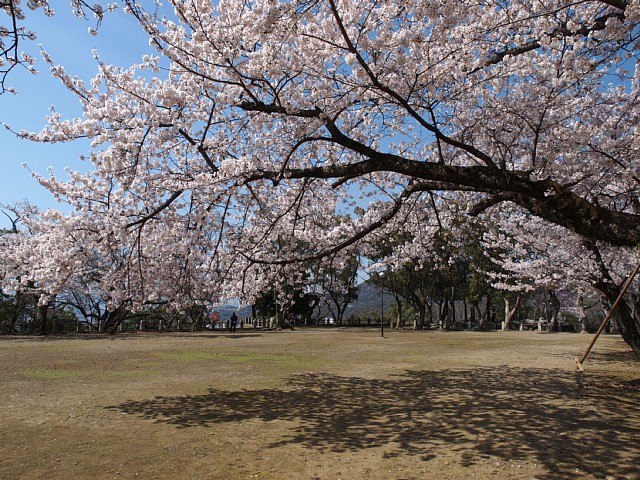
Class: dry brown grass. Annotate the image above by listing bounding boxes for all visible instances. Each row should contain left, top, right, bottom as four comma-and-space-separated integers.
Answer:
1, 329, 639, 480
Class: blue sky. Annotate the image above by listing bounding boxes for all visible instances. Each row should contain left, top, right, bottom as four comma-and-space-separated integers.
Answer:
0, 5, 153, 228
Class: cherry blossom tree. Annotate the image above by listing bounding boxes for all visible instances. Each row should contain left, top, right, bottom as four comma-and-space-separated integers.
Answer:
485, 208, 640, 337
0, 199, 228, 332
315, 249, 360, 326
10, 0, 640, 354
0, 202, 36, 331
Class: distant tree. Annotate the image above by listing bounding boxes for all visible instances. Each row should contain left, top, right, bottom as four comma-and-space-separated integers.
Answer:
253, 287, 276, 321
317, 250, 360, 326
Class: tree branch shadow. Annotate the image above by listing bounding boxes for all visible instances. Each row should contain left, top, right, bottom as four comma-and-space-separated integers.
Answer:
107, 367, 640, 479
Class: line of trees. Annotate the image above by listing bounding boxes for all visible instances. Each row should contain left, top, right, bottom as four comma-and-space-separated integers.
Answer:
0, 200, 626, 338
360, 215, 610, 333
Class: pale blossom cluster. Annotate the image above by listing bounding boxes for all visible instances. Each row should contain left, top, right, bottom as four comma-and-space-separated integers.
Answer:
482, 206, 640, 301
0, 1, 118, 92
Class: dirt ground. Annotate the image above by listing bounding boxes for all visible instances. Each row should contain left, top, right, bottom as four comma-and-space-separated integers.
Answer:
1, 329, 639, 480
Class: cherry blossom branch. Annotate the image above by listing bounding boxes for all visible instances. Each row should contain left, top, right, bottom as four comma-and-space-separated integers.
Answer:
326, 0, 499, 170
158, 123, 219, 173
243, 181, 425, 265
1, 1, 110, 94
468, 194, 520, 217
239, 100, 322, 118
475, 8, 628, 73
125, 190, 184, 229
246, 147, 640, 247
177, 128, 218, 173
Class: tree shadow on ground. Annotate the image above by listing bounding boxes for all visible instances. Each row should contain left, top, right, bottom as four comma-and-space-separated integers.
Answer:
108, 367, 640, 479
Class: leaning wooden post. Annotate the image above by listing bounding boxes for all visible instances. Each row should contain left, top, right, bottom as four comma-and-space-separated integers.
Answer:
575, 256, 640, 371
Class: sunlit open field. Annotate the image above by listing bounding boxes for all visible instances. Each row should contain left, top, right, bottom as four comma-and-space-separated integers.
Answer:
1, 329, 638, 480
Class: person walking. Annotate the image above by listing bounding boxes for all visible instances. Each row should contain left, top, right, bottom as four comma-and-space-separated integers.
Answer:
230, 312, 238, 333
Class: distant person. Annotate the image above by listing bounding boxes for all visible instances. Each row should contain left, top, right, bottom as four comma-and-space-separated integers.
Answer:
230, 312, 238, 333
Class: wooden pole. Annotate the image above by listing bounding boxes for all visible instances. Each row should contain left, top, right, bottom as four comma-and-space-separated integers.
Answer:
380, 273, 384, 338
575, 258, 640, 371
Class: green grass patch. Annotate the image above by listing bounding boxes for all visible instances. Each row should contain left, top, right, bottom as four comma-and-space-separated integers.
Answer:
155, 350, 312, 367
17, 366, 160, 380
17, 367, 84, 379
102, 369, 160, 379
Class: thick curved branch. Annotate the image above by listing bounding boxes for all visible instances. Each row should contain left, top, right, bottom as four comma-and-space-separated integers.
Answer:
596, 0, 628, 12
240, 100, 322, 118
236, 87, 640, 248
246, 145, 640, 247
125, 190, 184, 229
177, 128, 218, 173
468, 193, 519, 216
475, 9, 627, 73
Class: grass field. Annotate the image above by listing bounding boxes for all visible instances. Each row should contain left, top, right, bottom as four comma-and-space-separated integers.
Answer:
1, 329, 639, 480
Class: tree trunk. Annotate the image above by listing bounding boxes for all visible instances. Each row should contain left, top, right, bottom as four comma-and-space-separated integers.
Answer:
503, 295, 522, 331
547, 290, 561, 333
485, 291, 493, 329
275, 301, 284, 329
470, 301, 476, 329
447, 287, 456, 330
473, 302, 484, 330
417, 303, 428, 330
600, 296, 612, 334
577, 289, 587, 334
103, 306, 130, 334
37, 302, 49, 335
583, 240, 640, 357
596, 282, 640, 359
439, 301, 448, 330
392, 294, 402, 329
11, 290, 23, 332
